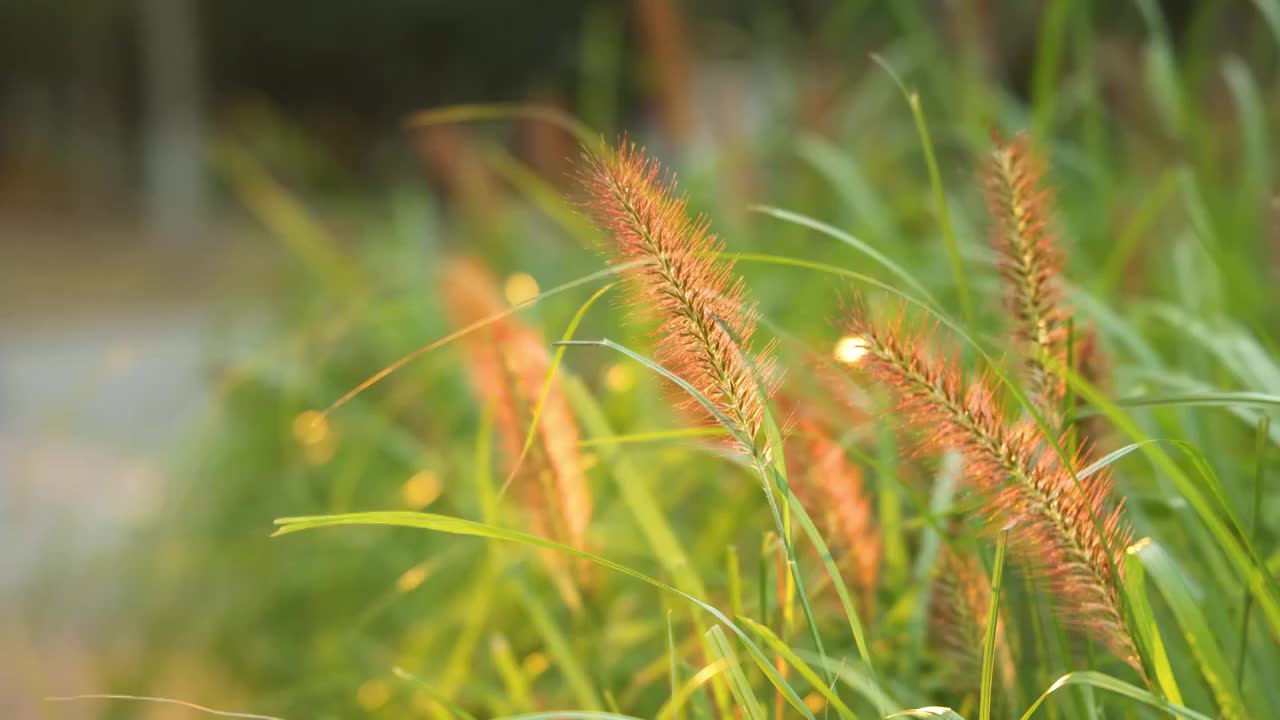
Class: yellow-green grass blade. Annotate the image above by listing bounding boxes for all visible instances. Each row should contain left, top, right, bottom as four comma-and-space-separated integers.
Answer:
1131, 540, 1250, 720
392, 667, 480, 720
1122, 547, 1183, 706
738, 617, 859, 720
655, 657, 731, 720
500, 282, 614, 497
514, 581, 603, 710
890, 709, 965, 720
273, 511, 812, 718
869, 53, 974, 329
1019, 671, 1213, 720
750, 205, 940, 312
705, 626, 767, 720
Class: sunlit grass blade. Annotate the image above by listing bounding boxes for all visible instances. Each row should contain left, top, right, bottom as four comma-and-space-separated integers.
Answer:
44, 694, 285, 720
705, 625, 766, 720
655, 658, 731, 720
1018, 671, 1213, 720
890, 709, 965, 720
738, 617, 859, 720
1237, 416, 1269, 685
500, 282, 613, 497
1121, 546, 1183, 706
1131, 539, 1250, 719
273, 511, 811, 718
320, 261, 642, 418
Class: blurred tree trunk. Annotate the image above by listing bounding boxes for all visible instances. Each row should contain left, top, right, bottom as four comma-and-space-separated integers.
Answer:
139, 0, 206, 241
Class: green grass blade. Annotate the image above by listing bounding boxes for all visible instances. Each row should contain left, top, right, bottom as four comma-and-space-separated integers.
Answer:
869, 53, 974, 329
561, 375, 707, 597
1237, 416, 1269, 686
392, 667, 481, 720
1122, 547, 1183, 706
1065, 367, 1280, 637
979, 531, 1009, 720
1132, 540, 1250, 719
705, 626, 767, 720
738, 617, 859, 720
273, 511, 810, 717
666, 612, 680, 720
751, 205, 940, 311
1018, 672, 1213, 720
501, 282, 614, 495
515, 580, 603, 710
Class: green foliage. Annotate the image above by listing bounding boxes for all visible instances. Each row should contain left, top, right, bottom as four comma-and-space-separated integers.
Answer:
109, 3, 1280, 719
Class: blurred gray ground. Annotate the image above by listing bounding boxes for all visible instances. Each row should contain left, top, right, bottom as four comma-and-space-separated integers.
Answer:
0, 213, 256, 718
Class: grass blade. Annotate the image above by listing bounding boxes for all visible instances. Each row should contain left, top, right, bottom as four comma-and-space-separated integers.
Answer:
890, 709, 965, 720
705, 625, 766, 720
1018, 671, 1213, 720
870, 53, 974, 329
273, 511, 813, 718
1131, 539, 1250, 719
738, 617, 859, 720
978, 531, 1009, 720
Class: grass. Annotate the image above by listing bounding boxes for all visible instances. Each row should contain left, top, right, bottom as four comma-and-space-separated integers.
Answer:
88, 3, 1280, 719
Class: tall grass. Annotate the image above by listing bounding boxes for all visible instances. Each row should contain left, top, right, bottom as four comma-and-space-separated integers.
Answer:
103, 3, 1280, 719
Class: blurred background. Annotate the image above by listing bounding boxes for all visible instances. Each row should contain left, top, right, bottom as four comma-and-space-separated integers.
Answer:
2, 1, 1276, 718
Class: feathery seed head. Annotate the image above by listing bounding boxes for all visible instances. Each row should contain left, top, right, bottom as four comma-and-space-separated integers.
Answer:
440, 257, 593, 554
985, 135, 1071, 424
842, 306, 1140, 670
579, 142, 777, 452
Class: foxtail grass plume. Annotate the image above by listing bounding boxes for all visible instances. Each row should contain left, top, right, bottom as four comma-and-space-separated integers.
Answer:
785, 409, 881, 616
985, 135, 1070, 426
580, 142, 776, 452
440, 257, 592, 557
842, 308, 1140, 672
930, 548, 1016, 698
